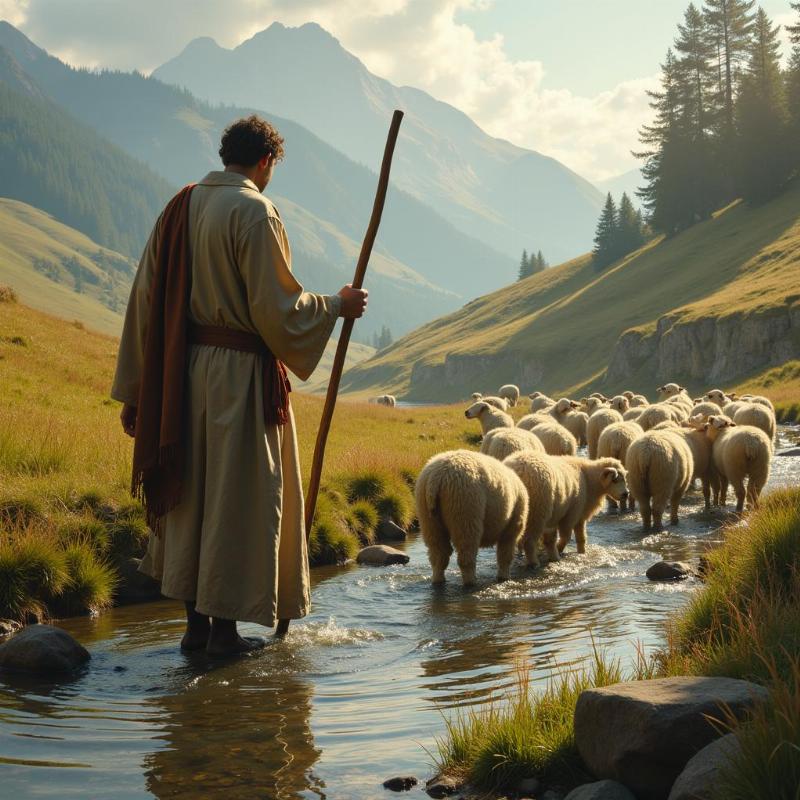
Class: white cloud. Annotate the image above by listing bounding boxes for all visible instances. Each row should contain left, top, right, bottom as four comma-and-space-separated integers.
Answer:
8, 0, 656, 181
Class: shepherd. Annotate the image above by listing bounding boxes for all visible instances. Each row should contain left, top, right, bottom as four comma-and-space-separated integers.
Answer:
111, 115, 368, 656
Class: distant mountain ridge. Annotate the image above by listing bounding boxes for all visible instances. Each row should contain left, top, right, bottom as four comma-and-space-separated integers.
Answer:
153, 21, 605, 264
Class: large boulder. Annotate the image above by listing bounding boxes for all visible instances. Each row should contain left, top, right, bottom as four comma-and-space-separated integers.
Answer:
574, 677, 768, 800
376, 518, 407, 542
356, 545, 410, 566
667, 733, 741, 800
114, 558, 162, 604
565, 781, 637, 800
0, 625, 90, 674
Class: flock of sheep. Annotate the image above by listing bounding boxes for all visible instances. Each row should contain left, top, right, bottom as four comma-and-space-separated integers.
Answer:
413, 383, 776, 587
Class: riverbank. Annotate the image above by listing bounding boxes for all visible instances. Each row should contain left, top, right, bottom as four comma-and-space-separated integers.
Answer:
433, 486, 800, 798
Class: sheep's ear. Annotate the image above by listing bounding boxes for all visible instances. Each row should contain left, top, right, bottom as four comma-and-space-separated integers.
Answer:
601, 467, 617, 485
729, 421, 737, 427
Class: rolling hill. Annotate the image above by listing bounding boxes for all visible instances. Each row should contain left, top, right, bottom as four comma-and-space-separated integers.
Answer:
342, 180, 800, 401
153, 22, 604, 264
0, 21, 511, 330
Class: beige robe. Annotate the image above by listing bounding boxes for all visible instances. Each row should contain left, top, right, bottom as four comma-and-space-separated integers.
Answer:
112, 171, 341, 627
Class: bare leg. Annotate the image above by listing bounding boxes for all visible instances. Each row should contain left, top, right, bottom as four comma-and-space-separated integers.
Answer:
206, 617, 266, 656
181, 602, 210, 651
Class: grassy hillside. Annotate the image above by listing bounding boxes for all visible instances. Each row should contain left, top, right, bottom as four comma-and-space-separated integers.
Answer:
0, 199, 133, 335
343, 181, 800, 401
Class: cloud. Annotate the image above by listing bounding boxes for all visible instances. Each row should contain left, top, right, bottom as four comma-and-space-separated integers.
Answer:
8, 0, 656, 180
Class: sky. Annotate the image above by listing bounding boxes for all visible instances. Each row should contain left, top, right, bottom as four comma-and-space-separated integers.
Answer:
1, 0, 797, 181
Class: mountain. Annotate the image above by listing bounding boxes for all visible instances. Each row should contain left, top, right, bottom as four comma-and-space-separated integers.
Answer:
0, 198, 134, 335
0, 22, 506, 335
341, 180, 800, 401
596, 168, 645, 207
152, 22, 605, 265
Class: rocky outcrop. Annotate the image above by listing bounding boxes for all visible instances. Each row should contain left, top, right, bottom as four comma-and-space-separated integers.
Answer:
0, 624, 90, 674
667, 733, 741, 800
606, 306, 800, 386
573, 676, 768, 800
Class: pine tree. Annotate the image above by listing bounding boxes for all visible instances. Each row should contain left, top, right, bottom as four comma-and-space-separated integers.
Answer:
786, 2, 800, 167
736, 8, 789, 202
535, 250, 547, 271
593, 193, 618, 268
518, 249, 532, 281
616, 193, 646, 257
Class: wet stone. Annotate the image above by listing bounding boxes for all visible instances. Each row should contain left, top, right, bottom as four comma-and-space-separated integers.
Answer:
425, 773, 461, 797
383, 775, 418, 792
646, 561, 694, 581
377, 517, 407, 542
356, 545, 410, 566
0, 624, 90, 674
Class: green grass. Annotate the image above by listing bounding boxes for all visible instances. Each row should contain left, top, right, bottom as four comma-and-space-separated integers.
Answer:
435, 650, 655, 794
735, 361, 800, 423
343, 180, 800, 401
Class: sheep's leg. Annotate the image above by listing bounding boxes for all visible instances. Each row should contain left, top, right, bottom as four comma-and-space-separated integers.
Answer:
495, 535, 516, 583
640, 496, 652, 531
651, 497, 665, 531
420, 505, 452, 584
606, 497, 619, 513
718, 478, 729, 506
701, 477, 711, 511
522, 520, 544, 568
574, 521, 587, 554
732, 479, 746, 513
456, 537, 480, 588
628, 495, 636, 512
543, 529, 560, 562
557, 520, 572, 554
429, 542, 452, 585
669, 490, 682, 525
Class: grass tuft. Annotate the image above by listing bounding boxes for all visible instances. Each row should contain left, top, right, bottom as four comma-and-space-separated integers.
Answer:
348, 500, 379, 544
0, 285, 18, 303
50, 542, 117, 616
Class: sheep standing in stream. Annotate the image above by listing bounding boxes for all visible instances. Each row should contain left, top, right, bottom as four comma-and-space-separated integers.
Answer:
549, 398, 588, 446
465, 401, 514, 435
498, 384, 521, 407
704, 415, 772, 511
733, 402, 776, 442
625, 429, 694, 530
529, 422, 578, 456
415, 450, 529, 586
597, 421, 643, 510
503, 452, 628, 564
480, 428, 544, 461
587, 407, 624, 459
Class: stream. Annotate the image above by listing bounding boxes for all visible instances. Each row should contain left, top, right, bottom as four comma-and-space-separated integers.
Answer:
1, 428, 798, 799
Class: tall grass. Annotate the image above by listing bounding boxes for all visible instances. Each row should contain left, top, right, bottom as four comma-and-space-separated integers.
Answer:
434, 650, 656, 793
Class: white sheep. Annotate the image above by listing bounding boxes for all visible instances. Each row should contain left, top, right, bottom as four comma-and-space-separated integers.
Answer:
586, 408, 624, 459
517, 412, 553, 430
733, 402, 776, 442
722, 399, 747, 419
597, 421, 644, 511
704, 415, 772, 511
530, 394, 555, 412
504, 451, 628, 564
623, 407, 645, 423
657, 382, 687, 400
481, 395, 509, 411
498, 384, 521, 407
625, 429, 694, 530
631, 394, 649, 407
690, 401, 722, 422
465, 401, 514, 435
549, 398, 588, 446
529, 421, 578, 456
415, 450, 529, 586
583, 396, 609, 415
480, 427, 545, 461
608, 395, 630, 414
471, 392, 483, 401
741, 394, 775, 414
637, 402, 687, 431
370, 394, 397, 407
704, 389, 732, 407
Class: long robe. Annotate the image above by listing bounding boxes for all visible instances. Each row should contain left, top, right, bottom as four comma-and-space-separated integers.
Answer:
111, 171, 341, 627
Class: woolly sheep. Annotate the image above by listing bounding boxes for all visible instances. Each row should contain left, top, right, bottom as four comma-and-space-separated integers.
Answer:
733, 402, 776, 441
529, 421, 578, 456
415, 450, 529, 586
704, 389, 731, 407
549, 398, 588, 446
629, 394, 649, 408
481, 395, 509, 411
622, 391, 635, 400
530, 395, 555, 412
704, 415, 772, 511
597, 420, 643, 511
504, 451, 628, 564
722, 400, 747, 419
590, 392, 609, 401
609, 395, 630, 414
471, 392, 483, 401
625, 429, 694, 530
465, 401, 514, 435
623, 407, 645, 422
480, 427, 545, 461
370, 394, 396, 407
517, 412, 554, 430
583, 396, 609, 415
741, 394, 775, 414
586, 408, 624, 459
654, 419, 718, 510
498, 384, 521, 407
690, 401, 722, 422
637, 402, 686, 431
657, 382, 686, 400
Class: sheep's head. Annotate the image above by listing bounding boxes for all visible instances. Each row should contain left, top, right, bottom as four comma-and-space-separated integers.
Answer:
657, 382, 684, 399
682, 414, 708, 431
705, 415, 736, 441
554, 398, 574, 415
471, 392, 483, 401
465, 401, 490, 419
586, 397, 607, 413
609, 395, 630, 413
630, 395, 648, 408
528, 391, 542, 400
590, 392, 608, 401
622, 390, 635, 400
704, 389, 727, 406
600, 463, 629, 502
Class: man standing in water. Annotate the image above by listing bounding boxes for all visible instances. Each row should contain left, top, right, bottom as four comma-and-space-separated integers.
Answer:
112, 115, 368, 655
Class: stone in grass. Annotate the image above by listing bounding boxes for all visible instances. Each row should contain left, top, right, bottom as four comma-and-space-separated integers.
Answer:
377, 517, 407, 542
565, 780, 637, 800
667, 733, 741, 800
114, 557, 162, 604
646, 561, 695, 582
383, 775, 418, 792
574, 676, 768, 800
425, 773, 461, 798
356, 545, 410, 567
0, 625, 90, 674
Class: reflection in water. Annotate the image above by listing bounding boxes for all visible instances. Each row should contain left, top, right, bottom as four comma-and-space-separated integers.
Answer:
0, 431, 797, 799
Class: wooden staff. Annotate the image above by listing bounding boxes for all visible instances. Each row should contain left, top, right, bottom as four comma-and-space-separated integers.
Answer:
275, 109, 404, 638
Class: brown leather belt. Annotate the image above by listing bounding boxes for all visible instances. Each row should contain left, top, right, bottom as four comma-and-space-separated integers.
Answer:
187, 322, 292, 426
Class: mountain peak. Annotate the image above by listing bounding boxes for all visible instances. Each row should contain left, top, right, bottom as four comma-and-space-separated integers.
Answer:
239, 20, 343, 51
0, 20, 48, 63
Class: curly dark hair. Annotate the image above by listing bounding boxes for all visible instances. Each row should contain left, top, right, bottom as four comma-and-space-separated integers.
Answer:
218, 115, 285, 167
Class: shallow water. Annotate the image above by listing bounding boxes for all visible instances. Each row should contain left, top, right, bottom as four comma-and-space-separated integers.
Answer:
2, 428, 799, 799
